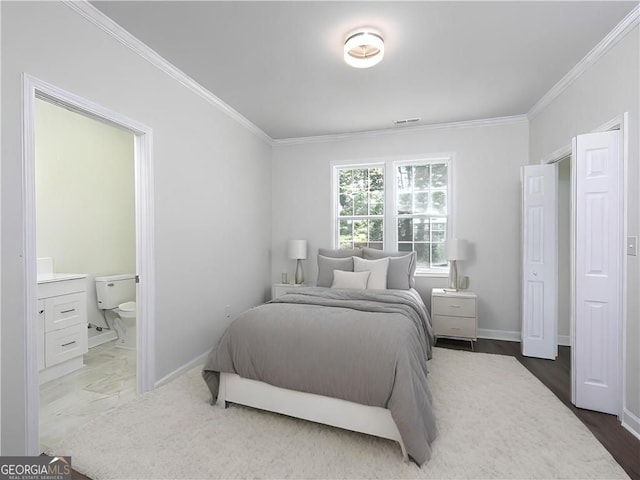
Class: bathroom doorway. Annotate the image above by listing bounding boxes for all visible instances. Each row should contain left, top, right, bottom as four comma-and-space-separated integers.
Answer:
23, 75, 156, 455
35, 97, 137, 451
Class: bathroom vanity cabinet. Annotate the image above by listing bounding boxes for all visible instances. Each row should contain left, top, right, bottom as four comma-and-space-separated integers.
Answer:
37, 274, 89, 383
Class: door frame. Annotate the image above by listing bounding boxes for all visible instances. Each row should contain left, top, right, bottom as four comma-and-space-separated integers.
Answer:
541, 112, 628, 420
22, 74, 156, 454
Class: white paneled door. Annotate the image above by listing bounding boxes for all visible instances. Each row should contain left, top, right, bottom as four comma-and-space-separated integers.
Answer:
521, 164, 558, 359
574, 130, 622, 415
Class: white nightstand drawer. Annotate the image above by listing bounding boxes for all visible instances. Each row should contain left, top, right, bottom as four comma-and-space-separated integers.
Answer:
272, 283, 303, 300
45, 322, 88, 367
433, 314, 477, 339
432, 296, 476, 318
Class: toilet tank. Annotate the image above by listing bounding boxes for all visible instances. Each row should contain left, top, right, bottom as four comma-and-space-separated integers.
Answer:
95, 274, 135, 309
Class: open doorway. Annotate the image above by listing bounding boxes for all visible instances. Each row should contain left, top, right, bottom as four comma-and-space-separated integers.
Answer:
23, 75, 156, 455
540, 114, 627, 418
34, 97, 137, 452
557, 156, 571, 348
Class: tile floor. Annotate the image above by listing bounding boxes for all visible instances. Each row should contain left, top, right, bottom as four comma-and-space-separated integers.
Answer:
39, 340, 136, 453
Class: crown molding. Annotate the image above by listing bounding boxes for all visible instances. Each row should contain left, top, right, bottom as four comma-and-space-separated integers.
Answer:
528, 4, 640, 120
272, 115, 529, 146
62, 0, 272, 145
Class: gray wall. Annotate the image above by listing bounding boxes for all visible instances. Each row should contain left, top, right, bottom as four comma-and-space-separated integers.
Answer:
272, 120, 529, 334
1, 2, 272, 453
529, 26, 639, 434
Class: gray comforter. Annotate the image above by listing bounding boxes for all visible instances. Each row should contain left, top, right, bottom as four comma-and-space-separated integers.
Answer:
202, 287, 437, 465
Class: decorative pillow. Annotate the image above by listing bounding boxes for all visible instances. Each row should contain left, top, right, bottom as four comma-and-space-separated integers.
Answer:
386, 254, 415, 289
317, 255, 353, 287
331, 270, 370, 289
317, 248, 363, 258
353, 256, 389, 290
362, 248, 417, 289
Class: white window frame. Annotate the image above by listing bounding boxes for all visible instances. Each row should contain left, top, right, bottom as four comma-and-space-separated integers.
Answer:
331, 153, 455, 277
331, 161, 386, 250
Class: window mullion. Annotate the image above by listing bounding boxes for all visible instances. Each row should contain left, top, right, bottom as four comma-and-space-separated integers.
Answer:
384, 161, 395, 250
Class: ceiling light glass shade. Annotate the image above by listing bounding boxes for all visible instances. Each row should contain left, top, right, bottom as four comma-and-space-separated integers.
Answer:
344, 30, 384, 68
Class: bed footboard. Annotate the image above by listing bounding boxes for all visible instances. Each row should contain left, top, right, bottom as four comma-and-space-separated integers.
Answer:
217, 372, 408, 461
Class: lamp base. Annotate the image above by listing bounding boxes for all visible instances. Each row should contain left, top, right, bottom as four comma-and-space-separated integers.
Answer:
294, 259, 304, 284
448, 260, 459, 291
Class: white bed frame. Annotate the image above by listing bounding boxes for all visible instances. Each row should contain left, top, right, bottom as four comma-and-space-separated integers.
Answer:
217, 372, 408, 460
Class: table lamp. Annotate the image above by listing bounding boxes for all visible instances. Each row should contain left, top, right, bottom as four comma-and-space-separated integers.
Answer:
445, 238, 467, 291
288, 239, 307, 284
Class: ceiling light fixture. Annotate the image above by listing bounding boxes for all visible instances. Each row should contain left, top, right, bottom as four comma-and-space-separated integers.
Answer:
344, 29, 384, 69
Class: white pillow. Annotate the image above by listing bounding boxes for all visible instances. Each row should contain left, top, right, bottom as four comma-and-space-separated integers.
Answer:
353, 256, 389, 289
331, 270, 371, 289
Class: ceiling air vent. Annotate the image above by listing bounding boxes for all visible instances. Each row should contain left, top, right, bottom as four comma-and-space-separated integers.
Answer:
393, 117, 421, 126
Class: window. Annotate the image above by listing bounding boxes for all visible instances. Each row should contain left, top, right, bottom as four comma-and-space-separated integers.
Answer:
333, 156, 452, 275
396, 161, 449, 272
337, 166, 384, 250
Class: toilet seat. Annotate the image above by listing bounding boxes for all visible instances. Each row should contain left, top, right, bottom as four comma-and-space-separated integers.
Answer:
118, 301, 136, 312
117, 301, 136, 319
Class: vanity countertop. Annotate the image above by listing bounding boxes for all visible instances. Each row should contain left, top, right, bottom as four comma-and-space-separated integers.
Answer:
37, 273, 88, 284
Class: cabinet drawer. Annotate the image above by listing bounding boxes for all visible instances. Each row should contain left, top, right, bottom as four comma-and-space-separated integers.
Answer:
433, 314, 477, 339
45, 292, 87, 332
432, 296, 476, 318
45, 323, 88, 367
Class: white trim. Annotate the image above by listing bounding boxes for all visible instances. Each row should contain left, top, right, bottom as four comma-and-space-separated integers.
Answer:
622, 408, 640, 440
528, 5, 640, 120
477, 328, 520, 342
22, 74, 156, 454
620, 113, 629, 424
275, 115, 528, 146
87, 330, 118, 349
61, 0, 271, 145
155, 350, 209, 389
540, 144, 572, 166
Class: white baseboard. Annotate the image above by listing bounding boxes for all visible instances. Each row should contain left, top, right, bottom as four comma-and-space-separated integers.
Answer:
476, 329, 571, 346
622, 408, 640, 439
477, 328, 520, 342
154, 349, 210, 388
88, 329, 118, 348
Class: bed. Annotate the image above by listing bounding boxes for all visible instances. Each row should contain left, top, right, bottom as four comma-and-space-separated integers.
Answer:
202, 248, 437, 465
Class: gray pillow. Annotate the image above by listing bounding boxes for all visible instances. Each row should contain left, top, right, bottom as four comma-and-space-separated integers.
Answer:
362, 248, 416, 289
317, 248, 363, 258
317, 255, 354, 287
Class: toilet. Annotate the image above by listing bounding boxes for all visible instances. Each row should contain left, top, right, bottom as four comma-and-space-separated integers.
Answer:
95, 274, 136, 349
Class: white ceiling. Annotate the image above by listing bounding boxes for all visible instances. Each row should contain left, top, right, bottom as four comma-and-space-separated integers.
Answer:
90, 1, 637, 140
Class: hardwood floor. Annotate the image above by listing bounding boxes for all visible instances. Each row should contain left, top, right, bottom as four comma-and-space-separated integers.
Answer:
68, 338, 639, 479
436, 337, 640, 480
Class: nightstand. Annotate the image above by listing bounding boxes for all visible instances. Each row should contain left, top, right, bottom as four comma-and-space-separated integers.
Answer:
271, 283, 303, 300
431, 288, 478, 350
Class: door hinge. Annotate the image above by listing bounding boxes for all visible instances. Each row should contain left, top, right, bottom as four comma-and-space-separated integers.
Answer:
135, 275, 140, 284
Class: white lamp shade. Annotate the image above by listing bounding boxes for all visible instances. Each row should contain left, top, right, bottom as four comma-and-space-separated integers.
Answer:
287, 240, 307, 260
445, 238, 468, 261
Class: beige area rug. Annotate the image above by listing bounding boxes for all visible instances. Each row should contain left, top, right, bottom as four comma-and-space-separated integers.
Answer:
50, 348, 628, 479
